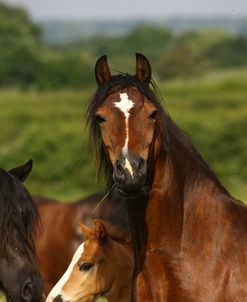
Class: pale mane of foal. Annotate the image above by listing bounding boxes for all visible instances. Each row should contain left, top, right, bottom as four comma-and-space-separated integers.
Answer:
46, 220, 133, 302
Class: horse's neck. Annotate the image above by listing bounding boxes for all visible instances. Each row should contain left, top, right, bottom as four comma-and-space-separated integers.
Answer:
96, 190, 129, 229
127, 136, 228, 269
107, 276, 132, 302
107, 244, 133, 302
108, 283, 132, 302
126, 152, 185, 271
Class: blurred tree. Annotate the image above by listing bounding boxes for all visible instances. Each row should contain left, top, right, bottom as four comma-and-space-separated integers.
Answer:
176, 30, 230, 55
207, 36, 247, 67
0, 3, 94, 89
0, 3, 41, 41
1, 2, 247, 88
0, 3, 41, 86
79, 24, 173, 72
125, 24, 172, 59
157, 41, 207, 79
157, 30, 230, 79
36, 52, 93, 90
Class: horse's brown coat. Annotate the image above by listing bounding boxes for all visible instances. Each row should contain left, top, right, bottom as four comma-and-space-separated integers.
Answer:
49, 220, 133, 302
35, 192, 128, 294
88, 54, 247, 301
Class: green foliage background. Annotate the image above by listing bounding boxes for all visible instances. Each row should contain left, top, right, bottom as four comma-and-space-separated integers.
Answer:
0, 68, 246, 201
0, 3, 246, 202
0, 3, 247, 89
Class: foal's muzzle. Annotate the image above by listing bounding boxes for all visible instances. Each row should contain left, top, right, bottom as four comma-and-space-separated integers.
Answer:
53, 295, 64, 302
113, 153, 147, 197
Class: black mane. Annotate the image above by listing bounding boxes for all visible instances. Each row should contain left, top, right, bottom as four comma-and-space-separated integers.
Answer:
0, 168, 39, 256
87, 73, 229, 194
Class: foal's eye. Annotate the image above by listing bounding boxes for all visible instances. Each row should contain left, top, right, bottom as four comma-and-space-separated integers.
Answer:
79, 262, 95, 272
95, 115, 106, 126
148, 110, 158, 122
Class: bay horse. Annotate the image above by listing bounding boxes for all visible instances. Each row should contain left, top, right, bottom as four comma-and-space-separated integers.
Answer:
86, 53, 247, 301
35, 191, 128, 294
46, 220, 133, 302
0, 160, 44, 302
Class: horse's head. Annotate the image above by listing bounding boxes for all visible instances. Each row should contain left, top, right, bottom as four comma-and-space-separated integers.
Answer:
0, 160, 44, 302
88, 54, 164, 197
47, 220, 133, 302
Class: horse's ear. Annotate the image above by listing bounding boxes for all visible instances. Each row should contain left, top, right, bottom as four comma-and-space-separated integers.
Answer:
9, 159, 33, 182
135, 53, 152, 83
95, 55, 111, 86
79, 222, 92, 240
94, 220, 108, 245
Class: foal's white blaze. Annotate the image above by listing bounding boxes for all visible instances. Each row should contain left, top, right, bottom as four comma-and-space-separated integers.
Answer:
114, 93, 134, 177
46, 243, 85, 302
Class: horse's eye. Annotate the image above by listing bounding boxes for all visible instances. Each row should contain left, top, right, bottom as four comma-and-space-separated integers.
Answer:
79, 262, 95, 272
148, 110, 158, 121
95, 115, 106, 126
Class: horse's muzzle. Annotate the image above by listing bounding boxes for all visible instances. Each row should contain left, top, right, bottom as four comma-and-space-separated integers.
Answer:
113, 153, 147, 197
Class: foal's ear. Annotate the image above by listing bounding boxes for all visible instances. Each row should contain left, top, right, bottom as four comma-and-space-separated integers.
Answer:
79, 222, 92, 240
9, 159, 33, 182
95, 55, 112, 86
94, 220, 108, 245
135, 53, 152, 83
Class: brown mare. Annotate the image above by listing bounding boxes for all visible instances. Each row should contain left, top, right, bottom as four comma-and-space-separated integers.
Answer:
86, 53, 247, 301
35, 191, 128, 294
46, 220, 133, 302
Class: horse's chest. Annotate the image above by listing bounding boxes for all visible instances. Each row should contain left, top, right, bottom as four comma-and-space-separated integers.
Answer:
134, 253, 171, 302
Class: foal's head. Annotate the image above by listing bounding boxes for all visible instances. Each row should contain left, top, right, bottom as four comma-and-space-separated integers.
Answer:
88, 54, 165, 197
48, 220, 133, 302
0, 160, 44, 302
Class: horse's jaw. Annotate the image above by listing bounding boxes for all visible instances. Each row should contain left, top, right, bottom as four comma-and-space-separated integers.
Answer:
116, 186, 149, 199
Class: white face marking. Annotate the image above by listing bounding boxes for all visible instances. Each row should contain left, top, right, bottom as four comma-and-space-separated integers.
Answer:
124, 158, 134, 178
114, 93, 134, 155
46, 243, 85, 302
114, 93, 134, 178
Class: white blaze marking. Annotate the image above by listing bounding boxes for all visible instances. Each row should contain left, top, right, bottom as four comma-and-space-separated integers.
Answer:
114, 93, 134, 178
124, 158, 134, 178
114, 93, 134, 155
46, 243, 85, 302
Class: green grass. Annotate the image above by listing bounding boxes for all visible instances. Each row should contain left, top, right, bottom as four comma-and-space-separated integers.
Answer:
0, 68, 246, 201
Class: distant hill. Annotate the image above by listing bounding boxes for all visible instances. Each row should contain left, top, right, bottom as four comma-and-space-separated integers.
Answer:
39, 17, 247, 44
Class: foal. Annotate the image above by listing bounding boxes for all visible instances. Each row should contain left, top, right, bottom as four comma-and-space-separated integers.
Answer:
35, 191, 128, 294
46, 220, 133, 302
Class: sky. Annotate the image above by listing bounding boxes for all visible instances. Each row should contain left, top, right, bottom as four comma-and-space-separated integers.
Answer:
3, 0, 247, 20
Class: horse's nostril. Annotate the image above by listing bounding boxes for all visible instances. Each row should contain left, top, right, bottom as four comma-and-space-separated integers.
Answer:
138, 158, 144, 170
116, 161, 124, 174
22, 280, 33, 302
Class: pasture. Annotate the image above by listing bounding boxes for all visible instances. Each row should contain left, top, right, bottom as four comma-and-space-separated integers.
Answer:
0, 67, 246, 201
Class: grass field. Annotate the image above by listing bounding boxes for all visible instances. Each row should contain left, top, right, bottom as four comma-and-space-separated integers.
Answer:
0, 68, 246, 202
